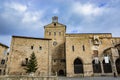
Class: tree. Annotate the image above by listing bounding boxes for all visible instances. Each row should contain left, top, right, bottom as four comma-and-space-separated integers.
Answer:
25, 52, 38, 73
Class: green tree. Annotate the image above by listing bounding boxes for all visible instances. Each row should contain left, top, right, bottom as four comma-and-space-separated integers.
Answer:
25, 52, 38, 73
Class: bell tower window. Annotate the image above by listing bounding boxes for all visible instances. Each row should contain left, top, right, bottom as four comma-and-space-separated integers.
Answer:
49, 32, 51, 35
54, 32, 56, 36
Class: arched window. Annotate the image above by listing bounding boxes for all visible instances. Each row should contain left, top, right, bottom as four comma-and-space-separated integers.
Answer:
118, 49, 120, 56
58, 70, 65, 76
92, 60, 102, 73
102, 59, 112, 73
74, 58, 83, 74
115, 58, 120, 74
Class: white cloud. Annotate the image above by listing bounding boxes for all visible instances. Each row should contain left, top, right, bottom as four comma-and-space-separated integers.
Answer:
53, 8, 59, 14
72, 2, 105, 17
1, 1, 45, 35
4, 2, 27, 12
22, 11, 43, 23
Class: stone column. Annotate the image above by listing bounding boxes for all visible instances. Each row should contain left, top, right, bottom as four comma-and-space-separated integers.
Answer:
100, 60, 104, 75
111, 48, 119, 76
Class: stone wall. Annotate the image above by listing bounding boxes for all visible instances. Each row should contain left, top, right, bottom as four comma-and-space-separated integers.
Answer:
0, 43, 8, 75
65, 34, 120, 77
7, 36, 51, 76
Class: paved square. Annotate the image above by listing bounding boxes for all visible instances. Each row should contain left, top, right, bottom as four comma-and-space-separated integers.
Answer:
58, 77, 120, 80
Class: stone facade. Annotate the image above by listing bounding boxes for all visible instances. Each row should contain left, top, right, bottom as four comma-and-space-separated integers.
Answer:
7, 16, 120, 77
0, 43, 9, 75
7, 36, 51, 76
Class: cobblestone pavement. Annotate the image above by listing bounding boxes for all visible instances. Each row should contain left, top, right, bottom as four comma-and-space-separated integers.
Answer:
58, 77, 120, 80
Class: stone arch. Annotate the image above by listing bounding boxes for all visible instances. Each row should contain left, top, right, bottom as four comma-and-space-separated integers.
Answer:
102, 48, 112, 73
102, 59, 112, 73
115, 44, 120, 47
115, 58, 120, 74
58, 70, 65, 76
92, 60, 102, 73
74, 58, 83, 74
115, 44, 120, 56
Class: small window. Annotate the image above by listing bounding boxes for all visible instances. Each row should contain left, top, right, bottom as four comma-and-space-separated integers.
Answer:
54, 23, 56, 26
3, 70, 5, 75
54, 32, 56, 36
49, 32, 51, 35
93, 50, 98, 57
25, 58, 28, 64
7, 53, 9, 55
59, 32, 61, 36
1, 59, 5, 65
39, 46, 42, 50
31, 46, 33, 49
0, 69, 1, 75
82, 45, 85, 51
3, 50, 7, 55
72, 45, 74, 52
54, 60, 56, 62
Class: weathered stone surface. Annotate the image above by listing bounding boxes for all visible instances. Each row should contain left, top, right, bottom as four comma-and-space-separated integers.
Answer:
6, 17, 120, 77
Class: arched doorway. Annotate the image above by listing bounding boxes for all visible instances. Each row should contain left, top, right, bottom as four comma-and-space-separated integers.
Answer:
92, 60, 102, 73
58, 70, 65, 76
115, 58, 120, 74
74, 58, 83, 74
102, 59, 112, 73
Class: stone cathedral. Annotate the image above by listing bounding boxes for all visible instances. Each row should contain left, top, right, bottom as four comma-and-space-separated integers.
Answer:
5, 16, 120, 77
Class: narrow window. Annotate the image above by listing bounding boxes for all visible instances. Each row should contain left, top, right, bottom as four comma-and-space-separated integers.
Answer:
0, 69, 1, 75
25, 58, 28, 64
31, 46, 33, 49
54, 59, 56, 62
93, 50, 98, 57
83, 45, 85, 51
59, 32, 61, 36
54, 23, 56, 26
72, 45, 74, 52
49, 32, 51, 35
54, 32, 56, 36
3, 70, 5, 75
3, 50, 7, 55
39, 46, 42, 50
1, 59, 5, 64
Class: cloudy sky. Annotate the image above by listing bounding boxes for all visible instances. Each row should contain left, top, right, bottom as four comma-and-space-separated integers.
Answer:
0, 0, 120, 46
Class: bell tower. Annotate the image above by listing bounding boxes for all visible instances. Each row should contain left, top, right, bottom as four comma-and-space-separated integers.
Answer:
44, 16, 66, 76
44, 16, 66, 40
52, 16, 58, 23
